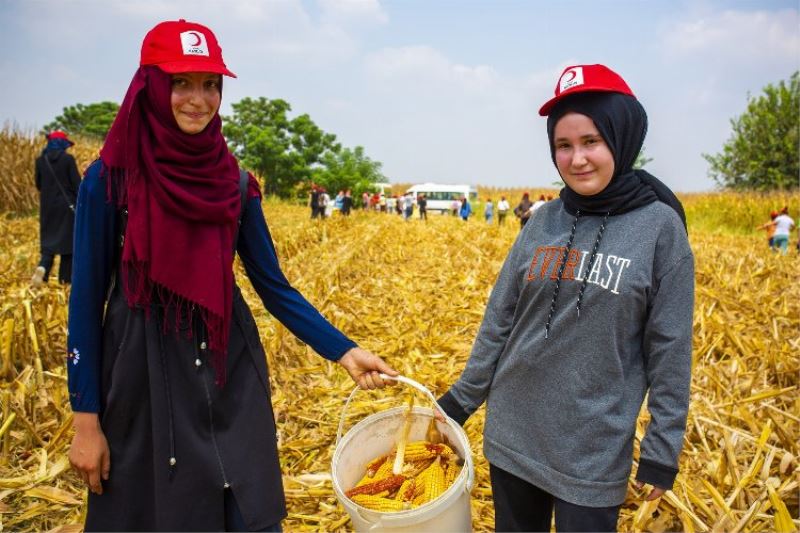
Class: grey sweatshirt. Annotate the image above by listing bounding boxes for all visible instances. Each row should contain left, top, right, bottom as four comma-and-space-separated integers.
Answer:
439, 199, 694, 507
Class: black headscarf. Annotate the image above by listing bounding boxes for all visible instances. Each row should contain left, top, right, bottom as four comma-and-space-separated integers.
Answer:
546, 92, 686, 231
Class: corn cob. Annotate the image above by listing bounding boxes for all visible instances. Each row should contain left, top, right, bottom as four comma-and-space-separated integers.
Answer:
413, 469, 428, 498
354, 473, 373, 487
402, 441, 453, 461
422, 456, 445, 502
444, 459, 459, 486
372, 457, 395, 480
401, 458, 435, 478
346, 474, 406, 498
394, 478, 415, 502
365, 454, 388, 476
352, 494, 411, 512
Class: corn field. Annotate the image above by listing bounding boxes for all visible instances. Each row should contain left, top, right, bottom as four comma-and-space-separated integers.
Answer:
0, 127, 799, 531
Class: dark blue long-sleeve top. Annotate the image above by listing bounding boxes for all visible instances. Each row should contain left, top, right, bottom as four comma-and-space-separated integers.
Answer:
67, 161, 357, 412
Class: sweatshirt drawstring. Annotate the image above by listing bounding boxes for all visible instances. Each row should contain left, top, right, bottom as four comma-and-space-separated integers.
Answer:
545, 211, 610, 338
545, 211, 580, 339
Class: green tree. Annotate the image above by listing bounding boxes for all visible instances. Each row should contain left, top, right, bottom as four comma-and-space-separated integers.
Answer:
313, 146, 385, 196
42, 101, 119, 140
223, 97, 340, 196
703, 72, 799, 190
634, 146, 653, 169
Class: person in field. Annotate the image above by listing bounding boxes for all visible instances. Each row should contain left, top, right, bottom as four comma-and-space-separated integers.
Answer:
459, 196, 472, 221
513, 191, 533, 229
437, 64, 694, 532
66, 19, 396, 532
771, 207, 795, 255
755, 210, 779, 251
497, 195, 510, 225
32, 130, 81, 286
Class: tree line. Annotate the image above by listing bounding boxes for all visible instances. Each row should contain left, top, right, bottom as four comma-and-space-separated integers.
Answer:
43, 72, 799, 193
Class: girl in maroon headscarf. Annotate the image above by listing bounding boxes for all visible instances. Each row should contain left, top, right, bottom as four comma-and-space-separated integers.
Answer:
66, 19, 396, 531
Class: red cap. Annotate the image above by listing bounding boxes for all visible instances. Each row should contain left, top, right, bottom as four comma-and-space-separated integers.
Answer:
47, 130, 74, 145
140, 19, 236, 78
538, 64, 634, 116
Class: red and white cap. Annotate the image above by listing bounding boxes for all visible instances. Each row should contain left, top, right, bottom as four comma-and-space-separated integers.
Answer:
140, 19, 236, 78
46, 130, 74, 145
538, 64, 634, 116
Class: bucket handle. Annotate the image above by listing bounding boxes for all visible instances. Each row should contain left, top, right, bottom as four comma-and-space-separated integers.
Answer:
335, 374, 474, 492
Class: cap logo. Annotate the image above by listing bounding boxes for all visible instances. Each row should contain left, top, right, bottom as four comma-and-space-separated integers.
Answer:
559, 67, 584, 93
180, 30, 209, 56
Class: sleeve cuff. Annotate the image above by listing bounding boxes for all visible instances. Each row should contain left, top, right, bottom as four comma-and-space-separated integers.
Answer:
636, 458, 678, 490
437, 390, 470, 426
330, 340, 358, 361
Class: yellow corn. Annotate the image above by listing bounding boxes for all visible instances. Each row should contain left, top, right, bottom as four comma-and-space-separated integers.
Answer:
394, 478, 415, 502
366, 454, 388, 476
423, 456, 445, 502
346, 474, 406, 498
401, 458, 434, 478
352, 494, 410, 512
444, 460, 459, 486
413, 469, 428, 498
372, 457, 395, 480
403, 441, 453, 462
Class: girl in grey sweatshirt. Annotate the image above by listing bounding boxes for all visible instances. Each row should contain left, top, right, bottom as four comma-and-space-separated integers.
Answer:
438, 64, 694, 532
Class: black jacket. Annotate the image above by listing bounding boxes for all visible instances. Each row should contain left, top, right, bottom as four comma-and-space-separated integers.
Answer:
35, 150, 81, 254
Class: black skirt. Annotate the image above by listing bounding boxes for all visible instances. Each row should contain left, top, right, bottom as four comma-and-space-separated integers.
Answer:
86, 281, 286, 531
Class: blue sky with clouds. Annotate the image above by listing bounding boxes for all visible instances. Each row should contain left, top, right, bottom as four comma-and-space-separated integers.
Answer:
1, 0, 797, 191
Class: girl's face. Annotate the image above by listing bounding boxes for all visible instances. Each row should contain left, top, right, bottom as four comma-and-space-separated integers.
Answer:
553, 112, 615, 196
170, 72, 222, 135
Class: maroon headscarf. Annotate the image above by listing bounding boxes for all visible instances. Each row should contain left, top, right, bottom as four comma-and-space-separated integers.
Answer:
101, 65, 260, 385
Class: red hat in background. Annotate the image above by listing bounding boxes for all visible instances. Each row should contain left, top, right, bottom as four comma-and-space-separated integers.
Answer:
140, 19, 236, 78
46, 130, 74, 146
538, 64, 635, 116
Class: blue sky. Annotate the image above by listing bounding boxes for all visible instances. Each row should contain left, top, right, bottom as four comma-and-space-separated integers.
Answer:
1, 0, 798, 191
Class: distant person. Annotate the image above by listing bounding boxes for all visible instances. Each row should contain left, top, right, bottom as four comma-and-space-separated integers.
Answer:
334, 190, 344, 212
379, 193, 387, 213
513, 192, 533, 228
341, 189, 353, 216
320, 188, 332, 218
497, 196, 510, 225
310, 185, 321, 219
531, 194, 546, 215
450, 197, 460, 216
32, 130, 81, 286
484, 197, 494, 223
394, 195, 402, 215
756, 211, 779, 250
361, 191, 369, 210
418, 194, 428, 220
773, 207, 795, 255
403, 194, 414, 220
459, 197, 472, 221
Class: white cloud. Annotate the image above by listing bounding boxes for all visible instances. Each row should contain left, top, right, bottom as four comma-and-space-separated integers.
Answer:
661, 9, 799, 65
365, 46, 499, 93
318, 0, 388, 25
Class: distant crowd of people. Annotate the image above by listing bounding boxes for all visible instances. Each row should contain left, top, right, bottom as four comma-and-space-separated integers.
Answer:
310, 187, 555, 230
756, 206, 796, 255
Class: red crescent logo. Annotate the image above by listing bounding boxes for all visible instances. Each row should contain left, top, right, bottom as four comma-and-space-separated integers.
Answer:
563, 70, 577, 83
188, 31, 202, 46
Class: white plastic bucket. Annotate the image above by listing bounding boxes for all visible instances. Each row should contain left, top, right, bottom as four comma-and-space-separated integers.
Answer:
332, 374, 474, 532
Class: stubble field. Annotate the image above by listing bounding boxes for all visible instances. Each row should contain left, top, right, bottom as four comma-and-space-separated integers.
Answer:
1, 196, 798, 532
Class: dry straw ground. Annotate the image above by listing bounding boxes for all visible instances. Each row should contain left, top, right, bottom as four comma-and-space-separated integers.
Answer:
0, 128, 798, 531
